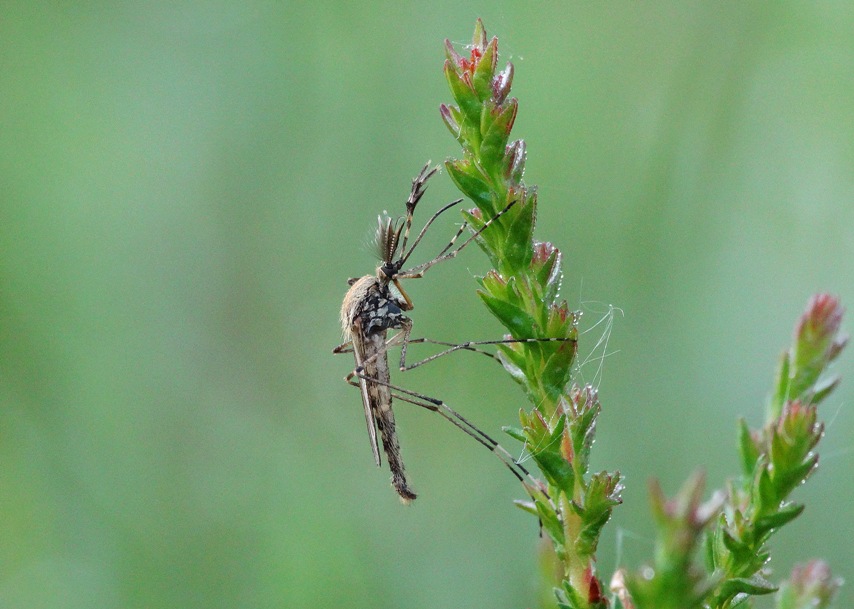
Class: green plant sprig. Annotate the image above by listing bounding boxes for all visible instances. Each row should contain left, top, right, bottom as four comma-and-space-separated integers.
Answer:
618, 294, 846, 609
442, 20, 621, 609
705, 294, 847, 608
439, 20, 844, 609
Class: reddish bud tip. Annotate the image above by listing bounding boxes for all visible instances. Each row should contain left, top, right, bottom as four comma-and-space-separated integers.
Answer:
828, 333, 849, 360
533, 241, 558, 265
553, 302, 570, 322
797, 293, 844, 345
504, 139, 527, 183
439, 103, 459, 133
492, 61, 514, 104
444, 38, 463, 67
497, 97, 518, 134
560, 424, 574, 464
785, 560, 841, 606
472, 18, 487, 50
583, 567, 604, 604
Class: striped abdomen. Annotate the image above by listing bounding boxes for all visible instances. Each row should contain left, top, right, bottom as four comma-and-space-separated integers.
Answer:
355, 330, 417, 503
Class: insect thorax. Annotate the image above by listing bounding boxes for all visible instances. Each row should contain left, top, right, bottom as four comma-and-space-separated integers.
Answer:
342, 275, 409, 338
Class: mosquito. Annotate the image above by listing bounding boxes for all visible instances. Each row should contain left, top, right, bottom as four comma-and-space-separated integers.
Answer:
333, 163, 572, 502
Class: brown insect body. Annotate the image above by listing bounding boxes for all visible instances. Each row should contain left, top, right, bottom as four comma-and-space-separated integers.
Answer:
341, 273, 416, 502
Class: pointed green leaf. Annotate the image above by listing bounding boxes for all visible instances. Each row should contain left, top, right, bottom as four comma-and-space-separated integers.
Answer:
439, 103, 463, 143
502, 425, 526, 443
535, 494, 565, 548
501, 187, 535, 271
737, 418, 760, 477
531, 449, 574, 499
480, 98, 518, 173
505, 138, 526, 183
773, 456, 818, 500
541, 341, 576, 400
754, 502, 804, 536
492, 61, 514, 105
472, 18, 487, 49
811, 374, 840, 405
532, 242, 562, 303
512, 499, 538, 516
471, 37, 497, 100
702, 532, 717, 572
443, 60, 482, 129
479, 270, 509, 299
769, 351, 790, 420
478, 292, 538, 339
719, 574, 777, 597
443, 38, 463, 67
555, 581, 586, 609
462, 208, 505, 265
754, 461, 777, 514
445, 159, 495, 215
495, 345, 529, 386
720, 525, 748, 556
525, 414, 575, 497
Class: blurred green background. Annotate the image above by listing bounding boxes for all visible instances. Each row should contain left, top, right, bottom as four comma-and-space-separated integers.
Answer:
2, 2, 852, 608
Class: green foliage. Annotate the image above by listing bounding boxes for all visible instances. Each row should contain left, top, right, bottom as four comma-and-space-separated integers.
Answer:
621, 294, 847, 609
442, 20, 846, 609
623, 474, 721, 609
442, 20, 618, 608
702, 294, 847, 609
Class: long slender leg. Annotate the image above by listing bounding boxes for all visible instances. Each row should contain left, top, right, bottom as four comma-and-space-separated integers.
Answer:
436, 222, 468, 258
340, 333, 571, 488
404, 337, 498, 360
397, 198, 519, 279
347, 332, 575, 375
399, 336, 575, 372
343, 371, 546, 493
400, 200, 465, 265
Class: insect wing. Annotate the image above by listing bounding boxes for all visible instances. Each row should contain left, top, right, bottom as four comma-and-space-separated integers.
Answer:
352, 332, 382, 466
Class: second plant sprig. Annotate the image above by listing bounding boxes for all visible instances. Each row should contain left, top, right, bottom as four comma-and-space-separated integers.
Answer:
616, 294, 847, 609
442, 20, 621, 609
